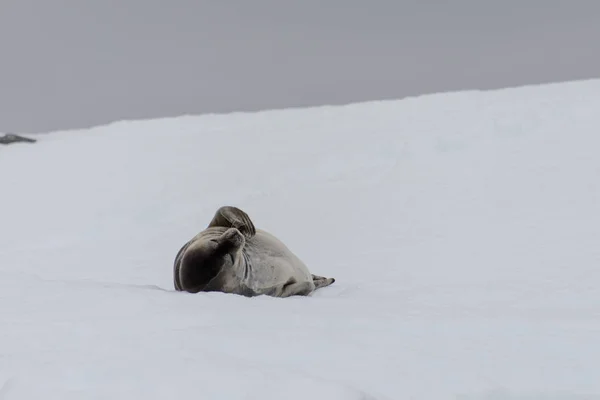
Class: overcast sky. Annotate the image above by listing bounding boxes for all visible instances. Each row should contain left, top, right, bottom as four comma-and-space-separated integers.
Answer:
1, 0, 599, 133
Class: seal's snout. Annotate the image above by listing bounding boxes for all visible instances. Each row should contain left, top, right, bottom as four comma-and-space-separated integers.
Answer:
221, 228, 245, 248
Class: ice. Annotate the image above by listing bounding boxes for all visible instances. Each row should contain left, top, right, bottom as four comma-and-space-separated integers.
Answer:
1, 79, 599, 399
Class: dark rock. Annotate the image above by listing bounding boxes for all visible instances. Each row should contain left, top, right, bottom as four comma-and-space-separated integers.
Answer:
0, 134, 37, 145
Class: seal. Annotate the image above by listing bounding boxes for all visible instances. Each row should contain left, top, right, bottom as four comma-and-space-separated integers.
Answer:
173, 206, 335, 297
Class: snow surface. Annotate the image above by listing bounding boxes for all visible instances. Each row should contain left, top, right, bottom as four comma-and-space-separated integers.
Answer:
1, 79, 600, 400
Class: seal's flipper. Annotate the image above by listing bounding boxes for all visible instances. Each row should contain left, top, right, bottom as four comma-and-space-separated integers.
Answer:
208, 206, 256, 238
312, 276, 335, 290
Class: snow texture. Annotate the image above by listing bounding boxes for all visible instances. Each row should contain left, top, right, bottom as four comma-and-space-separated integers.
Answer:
1, 79, 599, 399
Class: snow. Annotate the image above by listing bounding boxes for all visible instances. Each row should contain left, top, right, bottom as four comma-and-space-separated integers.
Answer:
1, 79, 600, 399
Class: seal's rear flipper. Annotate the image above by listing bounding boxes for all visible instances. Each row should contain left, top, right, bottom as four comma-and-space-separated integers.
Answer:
312, 276, 335, 290
208, 206, 256, 239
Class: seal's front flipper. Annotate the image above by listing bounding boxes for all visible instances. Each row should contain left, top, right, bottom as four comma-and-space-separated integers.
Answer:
208, 206, 256, 239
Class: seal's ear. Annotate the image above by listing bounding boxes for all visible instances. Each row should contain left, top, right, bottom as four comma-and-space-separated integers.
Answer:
207, 206, 256, 239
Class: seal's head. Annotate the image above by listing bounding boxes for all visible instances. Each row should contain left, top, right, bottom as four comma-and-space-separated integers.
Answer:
178, 228, 246, 293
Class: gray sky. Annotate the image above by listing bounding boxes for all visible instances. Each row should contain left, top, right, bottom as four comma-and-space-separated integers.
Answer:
1, 0, 599, 133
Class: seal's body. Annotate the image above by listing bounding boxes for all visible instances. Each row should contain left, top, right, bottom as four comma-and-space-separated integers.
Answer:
173, 206, 335, 297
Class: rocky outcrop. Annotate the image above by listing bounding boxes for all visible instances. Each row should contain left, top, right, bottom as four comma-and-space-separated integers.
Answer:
0, 134, 37, 145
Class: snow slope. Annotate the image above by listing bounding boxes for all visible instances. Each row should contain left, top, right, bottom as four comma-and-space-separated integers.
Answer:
1, 79, 600, 400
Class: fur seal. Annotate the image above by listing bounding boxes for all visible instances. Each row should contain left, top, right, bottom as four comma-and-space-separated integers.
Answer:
173, 206, 335, 297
